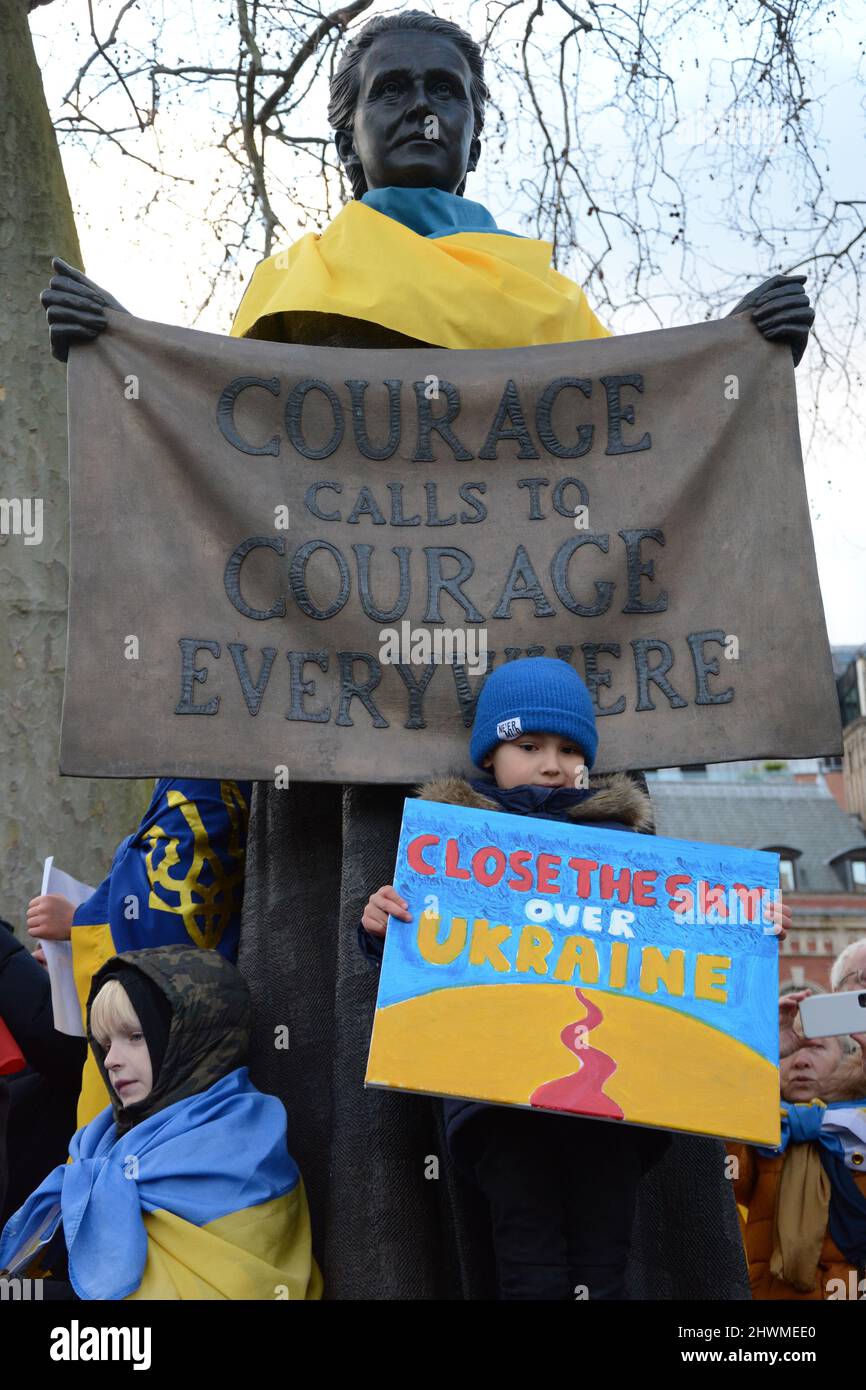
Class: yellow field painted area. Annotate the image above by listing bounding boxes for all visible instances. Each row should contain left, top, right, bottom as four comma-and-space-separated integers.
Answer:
366, 984, 779, 1145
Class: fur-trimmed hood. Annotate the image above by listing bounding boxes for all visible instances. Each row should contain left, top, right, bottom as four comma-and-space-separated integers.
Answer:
415, 771, 655, 834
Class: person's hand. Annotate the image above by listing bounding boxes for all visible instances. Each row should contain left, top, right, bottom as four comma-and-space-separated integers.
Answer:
726, 273, 814, 367
361, 885, 412, 939
31, 945, 47, 968
779, 989, 810, 1059
26, 893, 75, 941
763, 896, 791, 941
40, 257, 129, 364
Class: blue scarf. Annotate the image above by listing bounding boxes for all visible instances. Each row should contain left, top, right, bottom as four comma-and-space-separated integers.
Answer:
0, 1067, 298, 1300
360, 185, 520, 240
757, 1099, 866, 1267
469, 776, 623, 826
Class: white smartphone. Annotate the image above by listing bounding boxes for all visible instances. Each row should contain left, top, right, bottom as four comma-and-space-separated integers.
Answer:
799, 990, 866, 1039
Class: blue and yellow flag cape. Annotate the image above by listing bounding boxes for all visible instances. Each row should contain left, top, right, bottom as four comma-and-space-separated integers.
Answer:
71, 778, 251, 1127
757, 1098, 866, 1268
230, 186, 611, 349
0, 1068, 321, 1300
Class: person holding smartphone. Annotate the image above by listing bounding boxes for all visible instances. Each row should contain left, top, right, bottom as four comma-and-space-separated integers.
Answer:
730, 984, 866, 1299
781, 940, 866, 1064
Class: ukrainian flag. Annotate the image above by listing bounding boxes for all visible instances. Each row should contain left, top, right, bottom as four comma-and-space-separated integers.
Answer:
71, 779, 251, 1127
0, 1068, 322, 1301
230, 188, 611, 350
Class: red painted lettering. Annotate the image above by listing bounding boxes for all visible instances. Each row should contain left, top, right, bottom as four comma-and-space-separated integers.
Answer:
633, 870, 658, 907
407, 834, 439, 876
507, 850, 534, 892
568, 858, 598, 897
665, 874, 693, 911
472, 845, 507, 887
536, 853, 562, 894
444, 838, 471, 881
599, 864, 631, 903
699, 882, 729, 920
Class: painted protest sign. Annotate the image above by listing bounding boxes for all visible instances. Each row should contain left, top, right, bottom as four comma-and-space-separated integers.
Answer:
365, 799, 781, 1145
60, 310, 840, 781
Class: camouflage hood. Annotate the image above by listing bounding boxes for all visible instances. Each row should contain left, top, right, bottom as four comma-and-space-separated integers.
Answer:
87, 944, 251, 1135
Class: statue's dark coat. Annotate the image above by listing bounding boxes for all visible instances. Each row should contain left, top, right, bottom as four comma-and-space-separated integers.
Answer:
237, 316, 750, 1300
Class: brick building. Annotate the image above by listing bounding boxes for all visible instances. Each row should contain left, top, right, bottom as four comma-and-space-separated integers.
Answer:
647, 777, 866, 989
646, 643, 866, 990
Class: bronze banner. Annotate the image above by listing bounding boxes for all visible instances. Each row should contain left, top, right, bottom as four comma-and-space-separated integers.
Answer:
60, 310, 841, 781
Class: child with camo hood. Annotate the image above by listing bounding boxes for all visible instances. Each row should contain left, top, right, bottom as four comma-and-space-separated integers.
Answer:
0, 944, 321, 1300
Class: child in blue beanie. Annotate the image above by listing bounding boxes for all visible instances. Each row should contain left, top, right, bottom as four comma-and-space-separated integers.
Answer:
360, 656, 670, 1300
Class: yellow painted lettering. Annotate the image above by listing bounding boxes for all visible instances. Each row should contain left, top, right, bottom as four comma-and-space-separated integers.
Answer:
468, 919, 512, 972
639, 946, 685, 997
552, 935, 600, 984
695, 953, 731, 1003
609, 940, 630, 989
515, 925, 553, 975
417, 914, 467, 965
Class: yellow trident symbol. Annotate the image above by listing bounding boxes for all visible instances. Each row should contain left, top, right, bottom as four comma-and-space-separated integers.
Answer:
141, 782, 246, 949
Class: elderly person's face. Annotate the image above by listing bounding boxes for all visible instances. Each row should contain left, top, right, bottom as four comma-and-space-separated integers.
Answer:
836, 941, 866, 992
780, 1034, 843, 1102
338, 32, 480, 195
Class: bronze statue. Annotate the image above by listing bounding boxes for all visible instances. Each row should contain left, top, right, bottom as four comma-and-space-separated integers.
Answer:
42, 20, 813, 361
41, 11, 804, 1299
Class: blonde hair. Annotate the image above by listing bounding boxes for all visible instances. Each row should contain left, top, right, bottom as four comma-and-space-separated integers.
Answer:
821, 1049, 866, 1103
90, 978, 141, 1048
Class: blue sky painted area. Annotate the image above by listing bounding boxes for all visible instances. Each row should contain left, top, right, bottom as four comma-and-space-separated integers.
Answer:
378, 799, 780, 1063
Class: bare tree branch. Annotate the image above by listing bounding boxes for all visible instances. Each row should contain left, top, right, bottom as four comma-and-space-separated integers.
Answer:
255, 0, 372, 127
32, 0, 865, 433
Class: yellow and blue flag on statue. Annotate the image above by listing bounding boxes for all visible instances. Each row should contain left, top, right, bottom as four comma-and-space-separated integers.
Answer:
70, 778, 251, 1127
230, 186, 612, 350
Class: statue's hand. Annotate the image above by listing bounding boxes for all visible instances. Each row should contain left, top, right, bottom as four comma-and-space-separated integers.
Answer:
40, 256, 129, 364
726, 273, 814, 368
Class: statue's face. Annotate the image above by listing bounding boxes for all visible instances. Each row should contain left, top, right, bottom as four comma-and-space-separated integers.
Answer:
336, 32, 480, 194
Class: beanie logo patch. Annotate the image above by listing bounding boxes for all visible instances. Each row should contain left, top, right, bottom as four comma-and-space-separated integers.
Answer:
496, 717, 523, 740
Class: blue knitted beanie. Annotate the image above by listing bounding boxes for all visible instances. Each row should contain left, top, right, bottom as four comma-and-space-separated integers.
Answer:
469, 657, 599, 770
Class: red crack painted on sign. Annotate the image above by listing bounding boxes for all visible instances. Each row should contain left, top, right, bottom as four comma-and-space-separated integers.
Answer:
529, 988, 624, 1119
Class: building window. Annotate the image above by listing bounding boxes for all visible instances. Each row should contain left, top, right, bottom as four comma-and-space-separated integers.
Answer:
761, 846, 800, 892
850, 859, 866, 893
829, 853, 866, 892
779, 858, 797, 892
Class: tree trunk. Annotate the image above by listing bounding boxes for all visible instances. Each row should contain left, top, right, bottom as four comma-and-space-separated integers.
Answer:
0, 0, 148, 932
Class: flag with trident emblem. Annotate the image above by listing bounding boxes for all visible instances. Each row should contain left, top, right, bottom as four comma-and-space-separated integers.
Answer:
69, 778, 251, 1127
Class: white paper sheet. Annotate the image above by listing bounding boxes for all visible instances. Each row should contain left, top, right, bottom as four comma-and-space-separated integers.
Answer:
39, 857, 95, 1037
